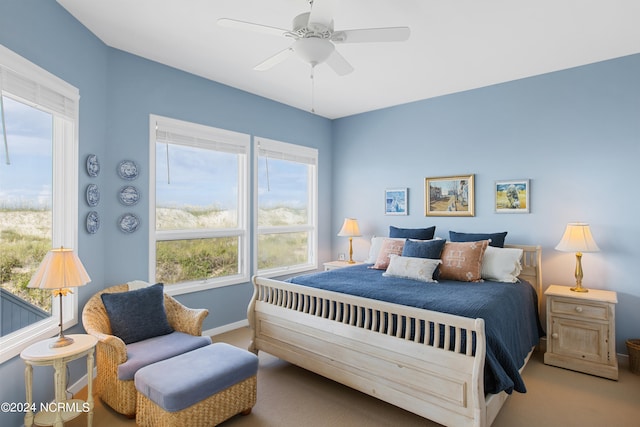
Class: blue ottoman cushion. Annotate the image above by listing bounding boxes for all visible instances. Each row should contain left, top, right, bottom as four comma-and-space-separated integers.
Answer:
134, 343, 259, 412
118, 331, 211, 380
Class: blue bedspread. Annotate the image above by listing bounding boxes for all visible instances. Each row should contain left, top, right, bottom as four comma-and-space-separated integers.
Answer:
287, 264, 544, 395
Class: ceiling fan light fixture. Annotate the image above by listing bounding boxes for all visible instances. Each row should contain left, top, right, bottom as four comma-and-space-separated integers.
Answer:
293, 38, 335, 66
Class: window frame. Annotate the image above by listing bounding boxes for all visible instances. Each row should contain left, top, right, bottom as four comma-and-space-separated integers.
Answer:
253, 136, 318, 278
0, 44, 80, 364
149, 115, 250, 295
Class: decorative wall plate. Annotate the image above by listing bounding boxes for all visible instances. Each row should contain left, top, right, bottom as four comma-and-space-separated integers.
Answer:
117, 160, 139, 180
86, 211, 100, 234
86, 154, 100, 177
86, 184, 100, 207
118, 213, 140, 233
118, 185, 140, 206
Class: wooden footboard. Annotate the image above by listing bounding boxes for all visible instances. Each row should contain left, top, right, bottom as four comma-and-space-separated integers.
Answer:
249, 276, 490, 427
249, 246, 540, 426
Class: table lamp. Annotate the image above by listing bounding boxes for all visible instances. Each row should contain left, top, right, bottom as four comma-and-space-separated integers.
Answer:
555, 222, 600, 293
28, 247, 91, 348
337, 218, 361, 264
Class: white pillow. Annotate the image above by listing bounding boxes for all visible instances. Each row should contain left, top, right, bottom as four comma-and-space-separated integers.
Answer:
365, 236, 405, 263
481, 246, 523, 283
382, 254, 442, 283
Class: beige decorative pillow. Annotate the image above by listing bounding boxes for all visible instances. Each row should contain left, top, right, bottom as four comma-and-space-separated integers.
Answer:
439, 240, 489, 282
383, 255, 442, 283
371, 238, 406, 270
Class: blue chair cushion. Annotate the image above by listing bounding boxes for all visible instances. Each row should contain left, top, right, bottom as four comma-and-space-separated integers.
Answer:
135, 343, 259, 412
101, 283, 174, 344
118, 331, 211, 380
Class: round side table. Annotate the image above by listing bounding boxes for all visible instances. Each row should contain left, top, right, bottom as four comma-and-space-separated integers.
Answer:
20, 334, 98, 427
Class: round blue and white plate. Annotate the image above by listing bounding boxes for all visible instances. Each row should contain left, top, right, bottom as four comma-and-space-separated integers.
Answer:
86, 184, 100, 207
118, 213, 140, 233
117, 160, 139, 180
118, 185, 140, 206
86, 211, 100, 234
86, 154, 100, 177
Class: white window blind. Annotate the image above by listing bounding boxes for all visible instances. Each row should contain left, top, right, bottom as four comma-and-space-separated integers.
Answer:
256, 137, 318, 165
0, 45, 79, 120
155, 117, 248, 154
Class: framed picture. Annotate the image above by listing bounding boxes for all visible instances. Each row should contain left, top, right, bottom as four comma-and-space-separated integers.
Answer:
385, 188, 408, 215
495, 179, 530, 213
425, 175, 474, 216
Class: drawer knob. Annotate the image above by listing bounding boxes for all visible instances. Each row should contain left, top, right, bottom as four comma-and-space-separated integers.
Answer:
575, 306, 583, 313
552, 333, 559, 339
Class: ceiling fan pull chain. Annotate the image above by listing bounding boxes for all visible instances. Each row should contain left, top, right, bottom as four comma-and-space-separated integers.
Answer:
310, 65, 315, 113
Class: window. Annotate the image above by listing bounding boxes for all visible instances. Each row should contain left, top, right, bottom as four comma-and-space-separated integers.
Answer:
150, 115, 249, 294
254, 137, 318, 277
0, 44, 79, 363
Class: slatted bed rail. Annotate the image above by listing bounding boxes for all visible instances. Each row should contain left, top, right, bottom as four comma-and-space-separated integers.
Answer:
249, 276, 488, 427
251, 278, 481, 356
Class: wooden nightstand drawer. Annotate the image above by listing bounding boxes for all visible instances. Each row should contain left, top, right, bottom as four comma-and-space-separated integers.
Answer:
549, 298, 608, 321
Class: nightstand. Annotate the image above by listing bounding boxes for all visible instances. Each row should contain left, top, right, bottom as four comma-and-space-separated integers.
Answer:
323, 260, 364, 271
21, 334, 97, 427
544, 285, 618, 380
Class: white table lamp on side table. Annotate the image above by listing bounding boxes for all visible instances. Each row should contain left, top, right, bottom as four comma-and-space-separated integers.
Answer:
337, 218, 361, 264
28, 247, 91, 348
555, 222, 600, 292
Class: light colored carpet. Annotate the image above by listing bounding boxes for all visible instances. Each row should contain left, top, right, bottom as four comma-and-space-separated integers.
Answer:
68, 327, 640, 427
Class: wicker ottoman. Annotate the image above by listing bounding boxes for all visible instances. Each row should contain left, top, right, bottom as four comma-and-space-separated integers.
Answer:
134, 343, 258, 427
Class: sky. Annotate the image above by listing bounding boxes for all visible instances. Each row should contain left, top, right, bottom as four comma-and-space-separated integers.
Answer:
0, 96, 53, 209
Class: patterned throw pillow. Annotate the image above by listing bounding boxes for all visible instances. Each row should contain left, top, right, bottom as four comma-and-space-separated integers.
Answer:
439, 240, 489, 282
383, 254, 442, 283
371, 238, 406, 270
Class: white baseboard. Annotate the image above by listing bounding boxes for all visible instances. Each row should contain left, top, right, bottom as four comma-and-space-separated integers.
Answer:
202, 319, 249, 337
66, 320, 250, 396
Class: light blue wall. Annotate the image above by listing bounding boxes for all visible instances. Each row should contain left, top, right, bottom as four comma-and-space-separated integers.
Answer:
0, 2, 332, 426
332, 53, 640, 356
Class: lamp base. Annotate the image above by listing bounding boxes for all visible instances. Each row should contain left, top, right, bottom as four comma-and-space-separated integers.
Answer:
570, 286, 588, 293
50, 334, 74, 348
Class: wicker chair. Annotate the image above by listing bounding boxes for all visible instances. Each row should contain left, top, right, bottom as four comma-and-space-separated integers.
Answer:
82, 283, 209, 417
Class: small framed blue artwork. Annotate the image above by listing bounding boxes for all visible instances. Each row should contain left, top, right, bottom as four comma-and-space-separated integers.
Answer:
385, 188, 408, 215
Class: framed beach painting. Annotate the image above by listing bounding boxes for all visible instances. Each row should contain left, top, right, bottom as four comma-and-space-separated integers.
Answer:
385, 188, 408, 215
425, 175, 474, 216
495, 179, 530, 213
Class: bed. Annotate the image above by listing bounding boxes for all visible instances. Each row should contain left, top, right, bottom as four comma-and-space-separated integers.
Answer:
248, 243, 542, 427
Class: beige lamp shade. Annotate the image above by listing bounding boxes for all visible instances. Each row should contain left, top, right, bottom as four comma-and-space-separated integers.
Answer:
337, 218, 361, 237
555, 222, 600, 253
28, 247, 91, 290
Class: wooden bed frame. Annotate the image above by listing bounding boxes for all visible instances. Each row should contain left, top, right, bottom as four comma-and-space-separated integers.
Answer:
248, 244, 542, 427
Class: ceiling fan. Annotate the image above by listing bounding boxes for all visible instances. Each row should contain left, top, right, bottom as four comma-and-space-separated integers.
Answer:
218, 0, 410, 76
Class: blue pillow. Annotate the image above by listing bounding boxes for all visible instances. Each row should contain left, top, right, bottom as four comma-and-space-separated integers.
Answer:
402, 238, 446, 259
389, 226, 435, 240
101, 283, 174, 344
449, 231, 507, 248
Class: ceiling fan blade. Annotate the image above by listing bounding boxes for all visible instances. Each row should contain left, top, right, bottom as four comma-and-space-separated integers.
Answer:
217, 18, 290, 38
331, 27, 411, 43
324, 50, 354, 76
253, 47, 295, 71
308, 0, 336, 30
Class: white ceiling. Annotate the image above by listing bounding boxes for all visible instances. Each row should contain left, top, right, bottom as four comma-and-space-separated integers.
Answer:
56, 0, 640, 119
